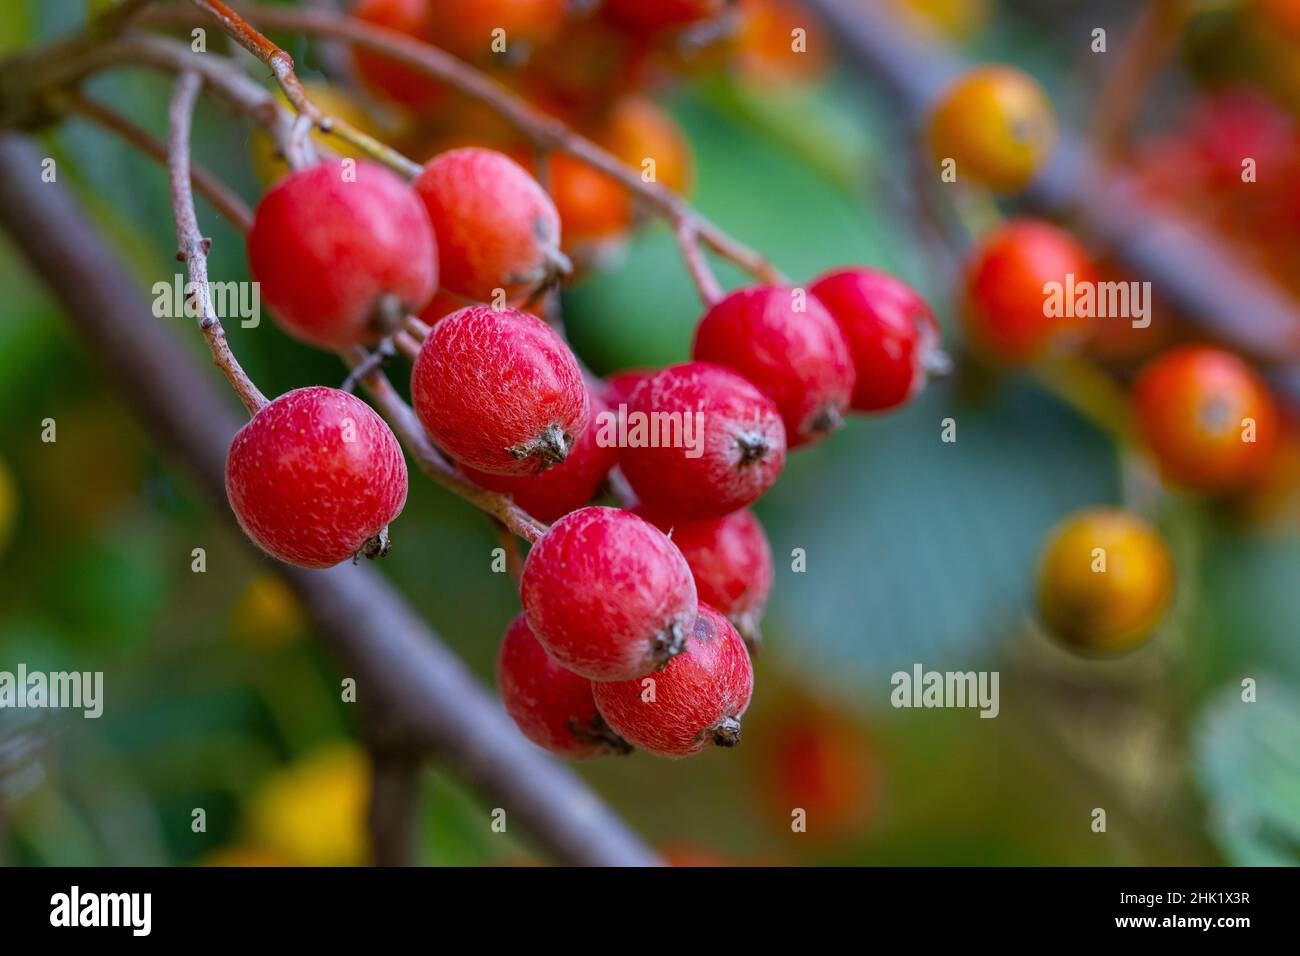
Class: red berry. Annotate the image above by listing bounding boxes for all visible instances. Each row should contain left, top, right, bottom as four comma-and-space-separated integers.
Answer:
521, 506, 698, 681
602, 367, 654, 409
592, 603, 754, 758
410, 305, 588, 476
810, 267, 943, 412
692, 285, 855, 447
225, 386, 408, 568
462, 391, 618, 522
961, 218, 1093, 364
618, 362, 786, 518
496, 615, 631, 759
248, 160, 437, 349
636, 507, 772, 649
413, 148, 564, 302
352, 0, 446, 109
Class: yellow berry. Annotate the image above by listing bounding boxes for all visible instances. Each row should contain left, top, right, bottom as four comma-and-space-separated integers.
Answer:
245, 744, 370, 867
928, 65, 1056, 193
1036, 508, 1174, 654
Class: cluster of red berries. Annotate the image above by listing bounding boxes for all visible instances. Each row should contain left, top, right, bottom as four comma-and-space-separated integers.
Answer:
224, 91, 942, 756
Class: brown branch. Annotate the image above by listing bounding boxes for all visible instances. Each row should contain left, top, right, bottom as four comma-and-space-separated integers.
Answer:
0, 131, 658, 867
60, 90, 253, 233
338, 346, 549, 543
166, 70, 267, 415
810, 0, 1300, 370
366, 747, 421, 866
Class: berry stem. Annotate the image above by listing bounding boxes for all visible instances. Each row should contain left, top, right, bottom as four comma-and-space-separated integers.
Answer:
338, 345, 550, 543
165, 71, 268, 416
675, 219, 724, 306
188, 0, 421, 178
139, 2, 785, 287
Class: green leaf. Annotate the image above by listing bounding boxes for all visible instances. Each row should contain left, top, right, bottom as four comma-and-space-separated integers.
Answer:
758, 376, 1119, 685
1194, 679, 1300, 866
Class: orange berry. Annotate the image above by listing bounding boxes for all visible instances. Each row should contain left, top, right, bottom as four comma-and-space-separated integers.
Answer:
928, 65, 1056, 192
1133, 346, 1279, 493
1036, 508, 1175, 654
961, 219, 1093, 365
604, 96, 694, 196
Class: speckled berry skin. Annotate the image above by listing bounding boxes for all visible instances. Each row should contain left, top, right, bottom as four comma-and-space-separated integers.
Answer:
692, 286, 855, 447
410, 305, 589, 476
225, 386, 408, 568
811, 267, 942, 412
619, 362, 786, 519
496, 615, 630, 759
248, 160, 437, 349
462, 391, 617, 522
636, 507, 773, 647
592, 603, 753, 759
521, 507, 698, 681
413, 148, 562, 302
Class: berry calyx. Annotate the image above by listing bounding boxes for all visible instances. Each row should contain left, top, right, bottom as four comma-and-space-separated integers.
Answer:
247, 160, 437, 350
225, 386, 408, 569
1036, 507, 1175, 654
1132, 346, 1279, 493
618, 362, 787, 519
462, 391, 618, 522
961, 218, 1093, 365
692, 285, 855, 447
496, 615, 631, 759
592, 602, 754, 758
810, 266, 945, 412
520, 506, 698, 681
413, 147, 566, 302
928, 65, 1056, 193
410, 305, 588, 476
635, 506, 773, 651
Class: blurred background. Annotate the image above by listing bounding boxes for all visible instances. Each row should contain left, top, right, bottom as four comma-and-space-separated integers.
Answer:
1, 0, 1299, 866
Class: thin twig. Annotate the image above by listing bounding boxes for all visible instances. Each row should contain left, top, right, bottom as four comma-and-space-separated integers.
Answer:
493, 520, 525, 584
189, 0, 421, 177
166, 71, 267, 415
141, 2, 781, 292
61, 90, 254, 233
675, 220, 724, 305
339, 345, 549, 543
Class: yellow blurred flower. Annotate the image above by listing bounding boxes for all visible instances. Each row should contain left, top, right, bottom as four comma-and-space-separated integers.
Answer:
230, 573, 308, 650
246, 744, 371, 867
